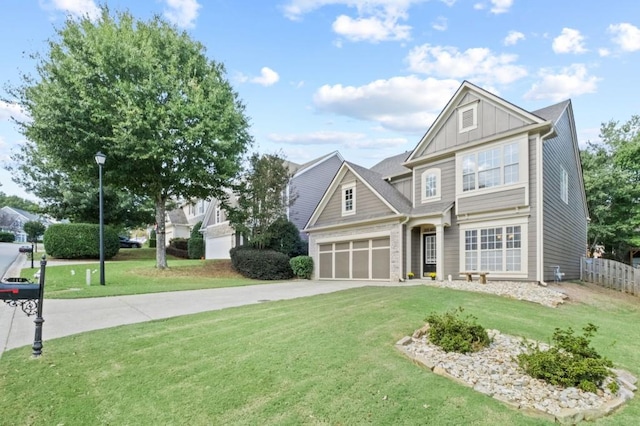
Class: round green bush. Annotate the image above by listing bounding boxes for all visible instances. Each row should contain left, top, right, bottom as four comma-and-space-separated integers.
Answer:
290, 255, 313, 279
44, 223, 120, 259
230, 246, 294, 280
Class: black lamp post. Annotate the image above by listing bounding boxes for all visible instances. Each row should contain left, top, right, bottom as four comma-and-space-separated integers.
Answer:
95, 151, 106, 286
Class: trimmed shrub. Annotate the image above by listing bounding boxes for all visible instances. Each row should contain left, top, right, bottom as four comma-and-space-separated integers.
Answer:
169, 237, 189, 251
44, 223, 120, 259
290, 255, 313, 279
425, 307, 490, 354
230, 246, 294, 280
517, 324, 614, 393
264, 218, 307, 257
0, 231, 15, 242
188, 221, 205, 259
149, 229, 157, 248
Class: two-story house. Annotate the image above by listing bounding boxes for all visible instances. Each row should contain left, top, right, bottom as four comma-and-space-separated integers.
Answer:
199, 151, 344, 259
304, 81, 588, 284
165, 199, 210, 243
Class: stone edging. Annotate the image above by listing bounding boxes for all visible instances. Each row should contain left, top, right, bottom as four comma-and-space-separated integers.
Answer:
396, 326, 637, 424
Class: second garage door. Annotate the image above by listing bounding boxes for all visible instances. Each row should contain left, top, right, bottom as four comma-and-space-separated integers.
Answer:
318, 237, 390, 280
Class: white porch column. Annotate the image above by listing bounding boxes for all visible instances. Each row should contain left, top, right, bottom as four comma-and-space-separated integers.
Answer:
436, 224, 444, 281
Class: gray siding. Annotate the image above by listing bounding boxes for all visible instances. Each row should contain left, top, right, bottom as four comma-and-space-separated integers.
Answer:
289, 155, 342, 236
443, 215, 460, 278
315, 170, 394, 226
527, 136, 538, 280
414, 157, 456, 206
390, 177, 412, 200
542, 109, 587, 281
416, 93, 533, 158
457, 187, 527, 215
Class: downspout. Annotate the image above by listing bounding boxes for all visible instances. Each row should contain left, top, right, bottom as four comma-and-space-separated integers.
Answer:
537, 126, 555, 286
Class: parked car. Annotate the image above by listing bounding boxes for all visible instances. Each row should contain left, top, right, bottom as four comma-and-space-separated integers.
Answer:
119, 236, 142, 248
18, 245, 33, 253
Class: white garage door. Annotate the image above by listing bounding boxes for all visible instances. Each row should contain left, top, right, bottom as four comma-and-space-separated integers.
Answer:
318, 237, 390, 280
206, 235, 233, 259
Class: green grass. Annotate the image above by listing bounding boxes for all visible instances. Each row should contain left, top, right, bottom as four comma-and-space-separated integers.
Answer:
19, 248, 263, 299
1, 286, 639, 425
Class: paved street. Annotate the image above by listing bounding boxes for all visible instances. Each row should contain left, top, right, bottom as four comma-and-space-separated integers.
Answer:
0, 242, 20, 278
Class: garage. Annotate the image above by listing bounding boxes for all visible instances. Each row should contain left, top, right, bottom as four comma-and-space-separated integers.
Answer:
318, 237, 390, 280
205, 235, 233, 259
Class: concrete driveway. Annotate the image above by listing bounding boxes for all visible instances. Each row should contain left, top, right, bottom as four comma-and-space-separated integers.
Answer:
0, 270, 412, 354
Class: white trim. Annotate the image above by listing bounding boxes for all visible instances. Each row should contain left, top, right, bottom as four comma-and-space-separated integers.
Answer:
458, 218, 529, 278
561, 167, 569, 204
341, 181, 356, 216
421, 168, 441, 203
458, 102, 478, 133
315, 230, 391, 245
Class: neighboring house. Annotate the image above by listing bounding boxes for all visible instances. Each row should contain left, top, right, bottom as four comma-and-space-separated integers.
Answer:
305, 81, 588, 284
0, 206, 52, 243
165, 199, 209, 243
199, 151, 344, 259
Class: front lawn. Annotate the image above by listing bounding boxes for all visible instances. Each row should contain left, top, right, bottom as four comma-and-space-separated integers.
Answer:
1, 286, 639, 425
19, 249, 263, 299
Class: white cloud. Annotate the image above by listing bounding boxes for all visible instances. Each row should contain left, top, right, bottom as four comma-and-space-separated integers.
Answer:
332, 14, 410, 42
473, 3, 485, 10
163, 0, 201, 29
490, 0, 513, 14
236, 68, 280, 86
524, 64, 600, 102
282, 0, 426, 42
440, 0, 456, 6
504, 30, 525, 46
598, 48, 610, 57
608, 23, 640, 52
251, 67, 280, 86
406, 43, 527, 85
432, 17, 448, 32
313, 75, 459, 132
45, 0, 100, 20
268, 131, 407, 149
0, 101, 29, 123
552, 28, 587, 54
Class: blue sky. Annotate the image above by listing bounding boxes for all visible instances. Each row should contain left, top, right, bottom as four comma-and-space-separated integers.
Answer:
1, 0, 639, 200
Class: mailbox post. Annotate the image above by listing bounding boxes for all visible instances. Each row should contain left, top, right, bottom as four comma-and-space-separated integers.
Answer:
0, 255, 47, 357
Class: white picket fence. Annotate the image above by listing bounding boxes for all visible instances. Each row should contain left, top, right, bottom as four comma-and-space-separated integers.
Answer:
580, 257, 640, 296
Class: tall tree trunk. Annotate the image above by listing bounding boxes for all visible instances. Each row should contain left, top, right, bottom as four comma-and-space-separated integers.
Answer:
155, 195, 168, 269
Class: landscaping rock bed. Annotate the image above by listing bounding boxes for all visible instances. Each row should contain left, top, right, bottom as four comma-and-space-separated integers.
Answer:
396, 327, 637, 423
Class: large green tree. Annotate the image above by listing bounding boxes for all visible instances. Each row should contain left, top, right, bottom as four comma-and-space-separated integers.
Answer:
0, 192, 39, 212
581, 116, 640, 261
6, 9, 252, 268
226, 152, 296, 249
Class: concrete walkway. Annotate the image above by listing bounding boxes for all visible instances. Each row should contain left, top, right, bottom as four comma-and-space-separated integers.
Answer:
1, 255, 412, 354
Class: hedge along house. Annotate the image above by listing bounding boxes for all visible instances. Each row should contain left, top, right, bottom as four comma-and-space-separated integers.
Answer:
304, 81, 588, 284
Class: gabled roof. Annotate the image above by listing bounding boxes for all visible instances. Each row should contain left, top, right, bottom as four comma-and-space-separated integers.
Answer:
293, 151, 344, 178
406, 80, 548, 164
166, 208, 188, 225
346, 162, 413, 214
369, 151, 411, 179
532, 99, 570, 124
0, 206, 49, 224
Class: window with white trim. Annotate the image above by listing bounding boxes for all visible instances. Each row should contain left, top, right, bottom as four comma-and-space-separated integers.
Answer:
464, 225, 523, 272
561, 168, 568, 204
421, 168, 441, 202
215, 205, 221, 224
342, 182, 356, 216
461, 141, 520, 192
458, 103, 478, 133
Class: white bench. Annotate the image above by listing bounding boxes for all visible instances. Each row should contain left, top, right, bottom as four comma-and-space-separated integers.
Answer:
460, 271, 489, 284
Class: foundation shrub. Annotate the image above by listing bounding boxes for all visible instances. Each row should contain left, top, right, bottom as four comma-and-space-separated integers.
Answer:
230, 246, 294, 280
425, 307, 490, 353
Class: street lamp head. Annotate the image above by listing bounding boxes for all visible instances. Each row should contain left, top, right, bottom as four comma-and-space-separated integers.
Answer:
95, 151, 106, 166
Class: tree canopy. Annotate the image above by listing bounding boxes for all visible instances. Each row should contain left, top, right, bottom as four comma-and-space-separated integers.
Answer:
581, 115, 640, 261
226, 152, 295, 249
6, 8, 252, 268
0, 192, 39, 212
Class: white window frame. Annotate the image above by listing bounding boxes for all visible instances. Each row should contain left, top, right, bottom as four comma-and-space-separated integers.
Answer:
459, 218, 528, 278
456, 135, 528, 197
215, 205, 221, 224
561, 168, 569, 204
458, 102, 478, 133
421, 168, 441, 203
342, 182, 356, 216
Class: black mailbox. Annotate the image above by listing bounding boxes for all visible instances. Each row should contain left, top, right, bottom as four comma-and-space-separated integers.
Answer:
19, 245, 33, 253
0, 281, 41, 301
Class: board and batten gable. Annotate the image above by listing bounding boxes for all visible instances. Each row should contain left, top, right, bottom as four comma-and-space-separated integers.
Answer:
412, 92, 535, 159
288, 153, 343, 237
542, 105, 588, 281
313, 170, 396, 227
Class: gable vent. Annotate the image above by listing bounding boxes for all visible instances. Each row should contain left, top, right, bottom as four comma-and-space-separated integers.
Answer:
462, 109, 474, 128
458, 102, 478, 133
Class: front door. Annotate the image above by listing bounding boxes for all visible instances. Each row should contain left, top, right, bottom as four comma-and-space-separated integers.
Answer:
423, 234, 436, 276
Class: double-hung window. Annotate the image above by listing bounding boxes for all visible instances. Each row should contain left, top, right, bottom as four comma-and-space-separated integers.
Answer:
342, 182, 356, 216
421, 168, 441, 202
463, 225, 523, 273
461, 141, 520, 192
